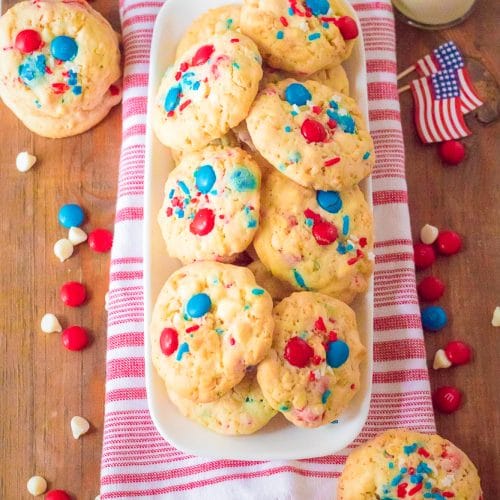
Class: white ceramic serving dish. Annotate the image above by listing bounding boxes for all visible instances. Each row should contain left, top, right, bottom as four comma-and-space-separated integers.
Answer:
144, 0, 373, 460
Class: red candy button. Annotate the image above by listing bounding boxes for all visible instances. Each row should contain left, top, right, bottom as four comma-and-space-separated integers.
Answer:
45, 490, 71, 500
417, 276, 445, 301
88, 228, 113, 253
109, 84, 120, 96
61, 326, 89, 351
15, 29, 42, 53
301, 119, 327, 143
60, 281, 87, 307
160, 328, 178, 356
191, 44, 215, 66
438, 140, 466, 165
333, 16, 359, 40
284, 336, 314, 368
312, 220, 338, 246
436, 230, 462, 255
413, 243, 436, 270
433, 386, 462, 414
444, 341, 472, 366
189, 208, 215, 236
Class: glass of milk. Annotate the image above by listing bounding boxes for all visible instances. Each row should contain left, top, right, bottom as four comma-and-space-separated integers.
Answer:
392, 0, 476, 29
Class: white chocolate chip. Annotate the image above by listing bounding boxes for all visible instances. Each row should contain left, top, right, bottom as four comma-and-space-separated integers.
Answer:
104, 291, 110, 312
54, 238, 74, 262
420, 224, 439, 245
95, 496, 101, 500
16, 151, 37, 172
40, 313, 62, 334
492, 306, 500, 327
27, 475, 47, 496
433, 349, 452, 370
71, 415, 90, 439
68, 226, 87, 246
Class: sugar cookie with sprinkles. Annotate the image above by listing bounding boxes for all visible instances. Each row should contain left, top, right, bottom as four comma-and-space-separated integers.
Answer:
158, 146, 262, 264
175, 5, 242, 60
153, 32, 263, 152
257, 292, 365, 428
338, 428, 483, 499
151, 262, 274, 403
246, 79, 374, 191
0, 0, 121, 138
241, 0, 358, 75
166, 368, 277, 435
253, 170, 373, 303
261, 64, 350, 95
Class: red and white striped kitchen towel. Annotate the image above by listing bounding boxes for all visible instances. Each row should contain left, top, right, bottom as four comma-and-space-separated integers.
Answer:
101, 1, 436, 497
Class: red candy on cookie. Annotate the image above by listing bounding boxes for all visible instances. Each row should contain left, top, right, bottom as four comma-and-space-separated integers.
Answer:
436, 230, 462, 255
333, 16, 359, 40
160, 327, 178, 356
413, 243, 436, 270
284, 336, 314, 368
60, 281, 87, 307
433, 386, 462, 414
15, 29, 42, 53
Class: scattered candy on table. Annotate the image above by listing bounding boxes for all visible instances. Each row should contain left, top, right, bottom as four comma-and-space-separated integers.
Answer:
438, 139, 466, 165
433, 386, 462, 414
61, 326, 89, 351
70, 416, 90, 439
26, 475, 47, 496
45, 490, 72, 500
68, 226, 87, 246
88, 228, 113, 253
60, 281, 87, 307
58, 203, 85, 228
436, 230, 462, 255
40, 313, 62, 334
433, 349, 452, 370
444, 340, 472, 365
53, 238, 74, 262
421, 305, 448, 331
492, 306, 500, 327
417, 276, 445, 301
419, 223, 439, 245
413, 242, 436, 270
16, 151, 37, 172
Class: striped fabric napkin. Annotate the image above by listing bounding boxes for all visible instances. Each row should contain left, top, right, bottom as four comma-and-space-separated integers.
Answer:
101, 1, 436, 497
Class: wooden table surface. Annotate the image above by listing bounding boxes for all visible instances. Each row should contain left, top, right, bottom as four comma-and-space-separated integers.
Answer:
0, 1, 498, 498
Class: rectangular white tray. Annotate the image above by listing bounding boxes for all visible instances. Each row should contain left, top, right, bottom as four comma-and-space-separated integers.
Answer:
144, 0, 373, 460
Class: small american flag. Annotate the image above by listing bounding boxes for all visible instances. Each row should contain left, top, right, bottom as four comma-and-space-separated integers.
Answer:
411, 69, 471, 144
415, 41, 483, 114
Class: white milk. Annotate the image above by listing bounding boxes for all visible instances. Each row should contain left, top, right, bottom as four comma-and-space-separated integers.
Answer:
392, 0, 475, 26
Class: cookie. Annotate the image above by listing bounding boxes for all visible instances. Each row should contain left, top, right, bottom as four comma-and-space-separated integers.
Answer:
338, 429, 483, 500
170, 130, 240, 165
257, 292, 365, 427
253, 170, 373, 303
262, 64, 350, 95
241, 0, 358, 75
151, 262, 274, 403
153, 32, 263, 152
246, 79, 374, 191
175, 5, 241, 60
158, 146, 262, 264
167, 368, 277, 435
0, 0, 121, 138
248, 260, 295, 302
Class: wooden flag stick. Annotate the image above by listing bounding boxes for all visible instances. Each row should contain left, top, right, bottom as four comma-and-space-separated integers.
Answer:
397, 64, 416, 81
398, 84, 411, 94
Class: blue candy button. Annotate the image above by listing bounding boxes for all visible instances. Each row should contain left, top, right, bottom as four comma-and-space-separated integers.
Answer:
421, 305, 448, 331
50, 36, 78, 62
305, 0, 330, 16
284, 83, 312, 106
316, 190, 342, 214
186, 293, 211, 318
194, 165, 216, 194
326, 340, 349, 368
164, 85, 181, 112
58, 203, 84, 228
